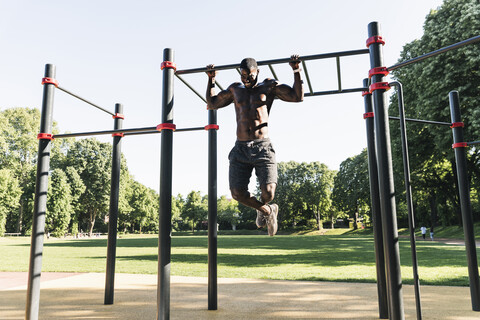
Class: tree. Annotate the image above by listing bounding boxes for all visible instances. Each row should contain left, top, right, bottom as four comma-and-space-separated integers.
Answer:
46, 169, 73, 237
181, 191, 207, 232
275, 161, 336, 230
122, 180, 158, 233
217, 195, 240, 230
0, 169, 22, 236
390, 0, 480, 225
332, 150, 370, 229
65, 138, 112, 236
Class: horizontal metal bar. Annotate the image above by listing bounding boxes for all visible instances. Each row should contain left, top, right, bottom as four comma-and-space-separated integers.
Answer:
175, 127, 205, 132
468, 141, 480, 146
54, 126, 157, 139
304, 87, 367, 97
388, 35, 480, 71
176, 48, 370, 75
175, 74, 207, 103
389, 116, 451, 126
57, 86, 115, 116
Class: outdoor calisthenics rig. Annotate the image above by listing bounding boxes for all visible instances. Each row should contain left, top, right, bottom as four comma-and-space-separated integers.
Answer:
26, 21, 480, 320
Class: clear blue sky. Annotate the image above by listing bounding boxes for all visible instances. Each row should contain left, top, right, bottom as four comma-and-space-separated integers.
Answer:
0, 0, 444, 197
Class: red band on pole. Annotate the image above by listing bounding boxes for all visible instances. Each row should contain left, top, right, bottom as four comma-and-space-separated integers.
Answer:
452, 142, 468, 149
366, 36, 385, 48
369, 67, 389, 78
204, 124, 219, 130
156, 123, 176, 131
41, 77, 59, 87
363, 112, 374, 119
112, 133, 124, 137
161, 61, 177, 71
37, 133, 54, 140
369, 82, 390, 92
450, 122, 464, 128
113, 113, 125, 120
362, 90, 370, 97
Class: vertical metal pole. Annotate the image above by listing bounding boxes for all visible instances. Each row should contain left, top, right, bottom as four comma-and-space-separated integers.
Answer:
208, 110, 218, 310
105, 103, 123, 305
368, 22, 405, 320
390, 82, 422, 319
449, 91, 480, 311
362, 78, 389, 319
158, 48, 175, 320
26, 64, 56, 320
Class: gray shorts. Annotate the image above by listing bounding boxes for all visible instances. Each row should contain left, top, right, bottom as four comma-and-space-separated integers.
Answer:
228, 138, 277, 190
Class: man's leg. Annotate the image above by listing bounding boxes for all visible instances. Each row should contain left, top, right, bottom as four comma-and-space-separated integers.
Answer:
230, 187, 271, 215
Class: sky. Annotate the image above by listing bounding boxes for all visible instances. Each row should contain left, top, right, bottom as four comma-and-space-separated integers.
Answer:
0, 0, 445, 197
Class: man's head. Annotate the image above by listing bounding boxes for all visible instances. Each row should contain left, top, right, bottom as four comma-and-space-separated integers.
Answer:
240, 58, 259, 88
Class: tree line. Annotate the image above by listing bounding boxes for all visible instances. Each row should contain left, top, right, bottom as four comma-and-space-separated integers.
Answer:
1, 0, 478, 237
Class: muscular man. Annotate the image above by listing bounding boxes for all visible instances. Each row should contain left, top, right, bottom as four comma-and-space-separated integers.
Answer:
206, 56, 303, 236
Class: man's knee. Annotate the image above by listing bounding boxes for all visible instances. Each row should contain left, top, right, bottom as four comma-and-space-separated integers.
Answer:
230, 188, 249, 202
261, 183, 276, 203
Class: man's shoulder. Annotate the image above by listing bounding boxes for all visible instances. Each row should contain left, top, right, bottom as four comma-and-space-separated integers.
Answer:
228, 82, 243, 89
261, 78, 279, 85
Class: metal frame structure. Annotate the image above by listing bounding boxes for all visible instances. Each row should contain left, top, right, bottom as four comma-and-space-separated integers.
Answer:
27, 21, 480, 320
26, 63, 219, 320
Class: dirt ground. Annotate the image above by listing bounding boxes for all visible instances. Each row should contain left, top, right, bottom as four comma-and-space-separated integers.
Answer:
1, 272, 479, 320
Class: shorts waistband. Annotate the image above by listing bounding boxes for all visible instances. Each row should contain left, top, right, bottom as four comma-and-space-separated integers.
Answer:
235, 138, 271, 146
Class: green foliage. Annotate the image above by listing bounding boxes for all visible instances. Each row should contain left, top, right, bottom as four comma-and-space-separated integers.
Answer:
0, 169, 22, 236
217, 195, 240, 230
46, 169, 73, 237
276, 161, 336, 230
181, 191, 207, 231
390, 0, 480, 226
332, 149, 370, 228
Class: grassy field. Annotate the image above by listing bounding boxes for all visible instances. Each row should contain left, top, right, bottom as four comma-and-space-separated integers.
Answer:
1, 233, 477, 287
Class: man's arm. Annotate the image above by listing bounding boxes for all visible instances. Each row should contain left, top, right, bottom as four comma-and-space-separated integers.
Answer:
275, 55, 304, 102
206, 64, 234, 110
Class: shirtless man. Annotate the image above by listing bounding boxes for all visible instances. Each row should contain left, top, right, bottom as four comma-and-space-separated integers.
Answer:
206, 55, 303, 236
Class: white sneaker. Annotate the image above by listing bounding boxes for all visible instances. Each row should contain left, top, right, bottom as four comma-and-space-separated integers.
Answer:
266, 204, 278, 236
256, 210, 266, 228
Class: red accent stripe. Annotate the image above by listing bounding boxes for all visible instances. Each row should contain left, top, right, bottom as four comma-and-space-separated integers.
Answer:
362, 91, 370, 97
204, 124, 219, 130
366, 36, 385, 48
368, 67, 389, 79
37, 133, 54, 140
369, 82, 390, 92
450, 122, 464, 128
452, 142, 468, 149
161, 61, 177, 71
363, 112, 374, 119
113, 113, 125, 120
156, 123, 176, 131
41, 77, 59, 87
112, 133, 124, 137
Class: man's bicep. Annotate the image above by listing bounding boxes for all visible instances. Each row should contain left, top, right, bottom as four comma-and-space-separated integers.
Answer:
214, 89, 234, 107
275, 84, 297, 102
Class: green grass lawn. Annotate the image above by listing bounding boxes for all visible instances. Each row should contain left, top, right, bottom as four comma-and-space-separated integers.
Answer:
1, 233, 477, 286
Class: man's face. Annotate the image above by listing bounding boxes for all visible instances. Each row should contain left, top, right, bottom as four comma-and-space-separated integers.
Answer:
240, 68, 258, 88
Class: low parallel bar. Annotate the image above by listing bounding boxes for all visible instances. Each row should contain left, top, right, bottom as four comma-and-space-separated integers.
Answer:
176, 48, 370, 75
388, 35, 480, 71
389, 116, 451, 126
57, 86, 115, 116
54, 126, 209, 139
468, 141, 480, 146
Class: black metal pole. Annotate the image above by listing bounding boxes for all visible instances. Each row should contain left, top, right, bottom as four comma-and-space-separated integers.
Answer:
362, 79, 389, 319
26, 64, 56, 320
158, 48, 175, 320
104, 103, 124, 305
368, 21, 405, 320
207, 110, 218, 310
390, 82, 422, 320
449, 91, 480, 311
